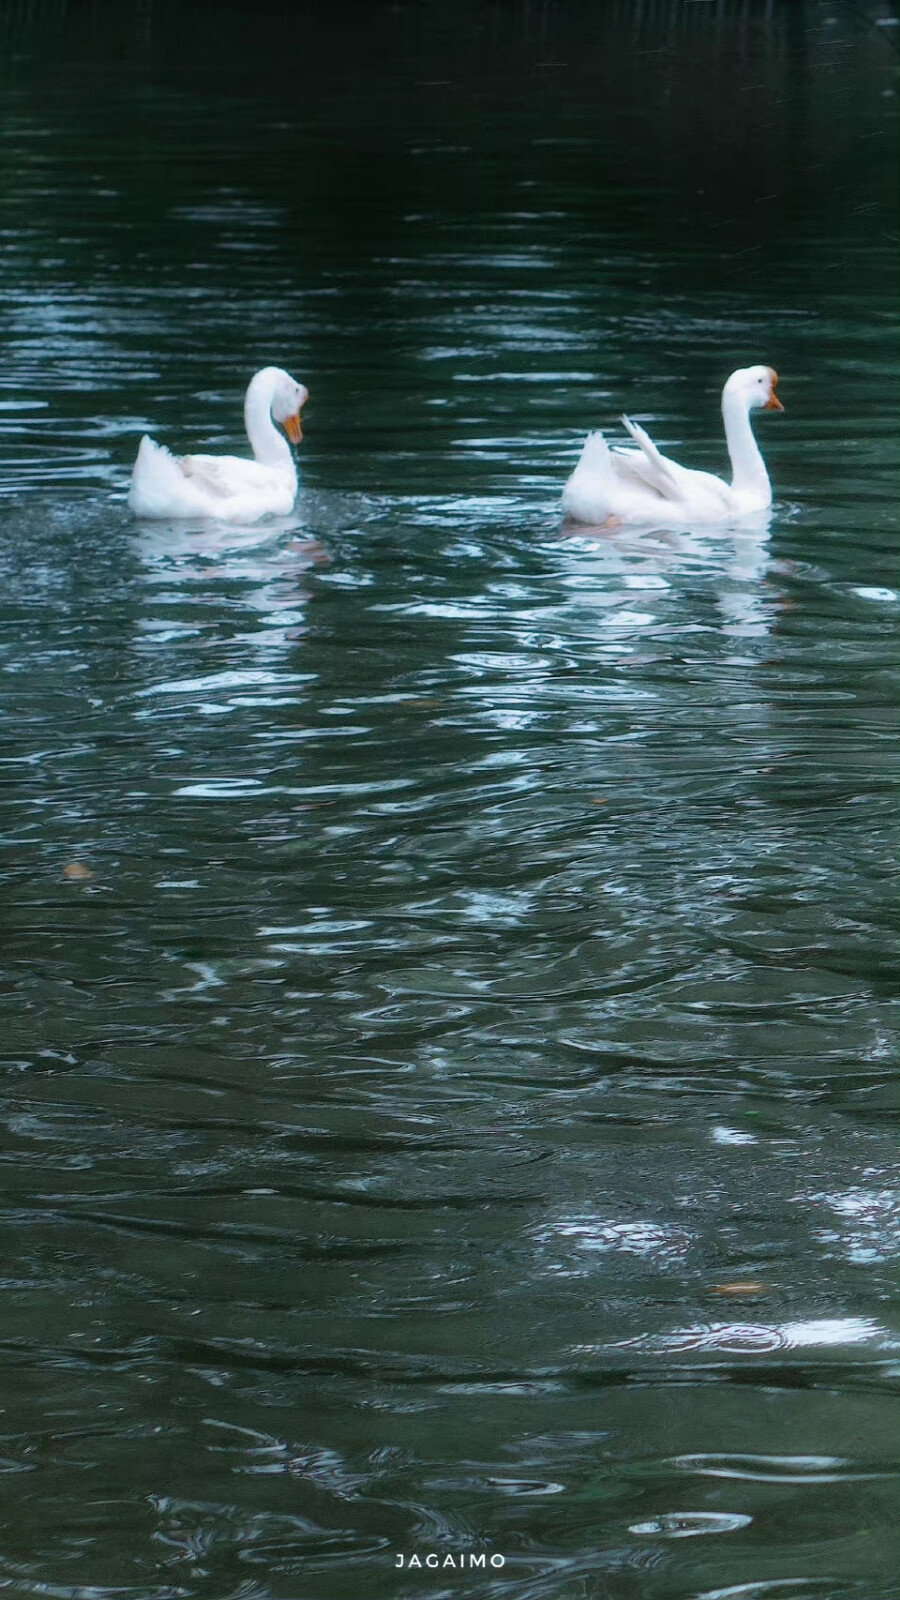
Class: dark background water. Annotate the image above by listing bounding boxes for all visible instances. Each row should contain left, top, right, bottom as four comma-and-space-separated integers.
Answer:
0, 3, 898, 1597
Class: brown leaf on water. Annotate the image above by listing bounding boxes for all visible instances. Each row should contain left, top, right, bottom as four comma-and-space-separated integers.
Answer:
712, 1282, 769, 1296
62, 862, 94, 881
588, 798, 609, 806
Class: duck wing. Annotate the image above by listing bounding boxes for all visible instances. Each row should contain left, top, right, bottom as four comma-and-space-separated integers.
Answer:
610, 450, 671, 500
614, 415, 736, 515
178, 453, 271, 498
613, 415, 685, 500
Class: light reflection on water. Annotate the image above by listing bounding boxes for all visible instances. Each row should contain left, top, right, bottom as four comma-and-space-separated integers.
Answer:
0, 3, 898, 1599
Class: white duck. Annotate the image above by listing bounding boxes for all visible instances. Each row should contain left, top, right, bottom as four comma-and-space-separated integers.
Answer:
128, 366, 308, 522
561, 365, 784, 527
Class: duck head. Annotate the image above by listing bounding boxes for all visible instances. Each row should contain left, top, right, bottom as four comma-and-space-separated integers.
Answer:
270, 369, 309, 443
724, 365, 784, 413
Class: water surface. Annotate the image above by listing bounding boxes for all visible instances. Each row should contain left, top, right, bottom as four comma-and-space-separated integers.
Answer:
0, 4, 898, 1598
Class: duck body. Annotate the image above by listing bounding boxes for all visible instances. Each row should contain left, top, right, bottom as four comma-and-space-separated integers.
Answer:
561, 365, 783, 528
128, 366, 308, 522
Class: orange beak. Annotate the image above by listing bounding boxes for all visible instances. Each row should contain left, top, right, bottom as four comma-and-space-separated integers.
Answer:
283, 411, 303, 445
764, 368, 784, 411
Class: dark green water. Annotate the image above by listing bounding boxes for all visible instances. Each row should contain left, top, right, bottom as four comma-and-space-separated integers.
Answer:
0, 3, 898, 1597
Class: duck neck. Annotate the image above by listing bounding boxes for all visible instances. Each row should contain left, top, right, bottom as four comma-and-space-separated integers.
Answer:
722, 390, 770, 502
244, 373, 294, 473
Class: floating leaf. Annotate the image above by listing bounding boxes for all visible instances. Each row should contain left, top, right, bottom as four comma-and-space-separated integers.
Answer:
62, 863, 94, 881
713, 1282, 769, 1296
